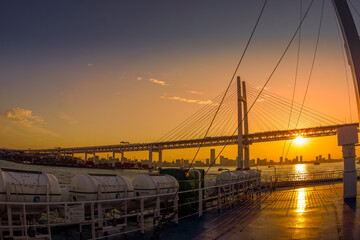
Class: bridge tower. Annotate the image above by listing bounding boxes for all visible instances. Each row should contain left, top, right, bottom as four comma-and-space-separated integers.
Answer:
242, 81, 250, 170
237, 76, 243, 170
237, 76, 250, 170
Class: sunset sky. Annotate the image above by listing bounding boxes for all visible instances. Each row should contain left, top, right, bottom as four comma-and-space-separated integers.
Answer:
1, 0, 360, 162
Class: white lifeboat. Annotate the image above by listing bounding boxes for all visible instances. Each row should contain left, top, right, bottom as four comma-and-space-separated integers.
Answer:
70, 173, 134, 202
204, 179, 217, 198
132, 174, 179, 203
0, 168, 61, 218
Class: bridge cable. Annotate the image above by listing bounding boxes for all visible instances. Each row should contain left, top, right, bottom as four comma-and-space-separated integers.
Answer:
246, 88, 327, 127
247, 85, 343, 124
204, 0, 316, 177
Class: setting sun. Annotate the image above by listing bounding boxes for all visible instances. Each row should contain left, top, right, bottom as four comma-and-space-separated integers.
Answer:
294, 136, 306, 145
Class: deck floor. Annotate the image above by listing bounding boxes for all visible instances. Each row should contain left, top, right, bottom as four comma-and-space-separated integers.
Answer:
157, 183, 360, 240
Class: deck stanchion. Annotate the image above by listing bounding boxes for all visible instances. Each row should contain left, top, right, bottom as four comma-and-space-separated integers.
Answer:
124, 195, 128, 231
91, 202, 95, 239
6, 183, 13, 238
22, 203, 27, 238
140, 198, 144, 234
46, 184, 51, 238
217, 186, 221, 213
199, 183, 203, 217
175, 193, 179, 224
156, 196, 160, 223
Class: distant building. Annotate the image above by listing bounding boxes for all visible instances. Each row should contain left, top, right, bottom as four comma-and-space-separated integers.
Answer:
210, 149, 215, 164
280, 156, 283, 164
206, 158, 209, 165
220, 156, 235, 166
256, 158, 267, 165
328, 154, 331, 160
249, 159, 255, 166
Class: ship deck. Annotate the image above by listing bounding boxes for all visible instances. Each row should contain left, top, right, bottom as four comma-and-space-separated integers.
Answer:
155, 183, 360, 240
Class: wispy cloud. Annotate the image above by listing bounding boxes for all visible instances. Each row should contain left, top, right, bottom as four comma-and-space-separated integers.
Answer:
4, 108, 44, 124
137, 77, 143, 81
88, 63, 93, 67
187, 90, 204, 95
2, 108, 57, 136
149, 78, 168, 86
162, 96, 213, 105
59, 112, 78, 124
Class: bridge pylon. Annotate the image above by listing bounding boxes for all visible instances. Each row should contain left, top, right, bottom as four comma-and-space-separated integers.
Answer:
237, 77, 250, 170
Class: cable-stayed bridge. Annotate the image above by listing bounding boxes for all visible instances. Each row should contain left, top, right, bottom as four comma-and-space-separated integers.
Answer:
3, 81, 357, 162
18, 123, 357, 155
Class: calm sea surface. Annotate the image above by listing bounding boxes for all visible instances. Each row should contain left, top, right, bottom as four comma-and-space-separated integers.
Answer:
0, 160, 358, 187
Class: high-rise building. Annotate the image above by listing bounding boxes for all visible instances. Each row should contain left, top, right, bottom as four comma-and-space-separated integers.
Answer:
206, 158, 209, 165
280, 156, 283, 164
210, 149, 215, 164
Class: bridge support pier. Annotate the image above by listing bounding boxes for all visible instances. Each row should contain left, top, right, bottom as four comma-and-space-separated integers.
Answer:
337, 125, 358, 199
149, 147, 153, 171
85, 152, 87, 161
121, 152, 124, 163
112, 152, 116, 167
158, 150, 162, 167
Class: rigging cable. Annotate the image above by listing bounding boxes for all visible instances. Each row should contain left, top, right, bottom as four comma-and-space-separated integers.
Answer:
284, 0, 325, 159
281, 0, 303, 163
204, 0, 316, 177
348, 0, 360, 20
186, 0, 268, 170
152, 1, 268, 238
333, 4, 353, 122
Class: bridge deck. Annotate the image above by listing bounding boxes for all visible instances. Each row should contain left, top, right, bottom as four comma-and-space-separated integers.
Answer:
2, 123, 357, 154
157, 183, 360, 240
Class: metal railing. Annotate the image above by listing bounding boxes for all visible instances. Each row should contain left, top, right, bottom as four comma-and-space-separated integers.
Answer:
0, 176, 268, 240
271, 170, 360, 189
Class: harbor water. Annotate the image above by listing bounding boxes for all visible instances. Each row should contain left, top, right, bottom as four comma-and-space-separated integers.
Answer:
0, 160, 357, 187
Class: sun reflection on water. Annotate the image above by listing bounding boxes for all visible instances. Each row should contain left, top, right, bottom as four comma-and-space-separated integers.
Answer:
294, 164, 307, 181
295, 164, 306, 174
294, 165, 307, 213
